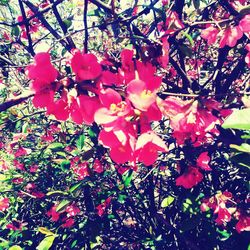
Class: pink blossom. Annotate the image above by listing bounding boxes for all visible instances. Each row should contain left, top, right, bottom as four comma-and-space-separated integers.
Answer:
197, 152, 212, 171
239, 14, 250, 33
0, 197, 9, 212
201, 25, 219, 45
135, 131, 168, 166
96, 197, 112, 217
176, 167, 203, 189
219, 26, 243, 48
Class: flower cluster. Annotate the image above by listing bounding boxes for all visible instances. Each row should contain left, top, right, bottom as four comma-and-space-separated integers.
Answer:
201, 14, 250, 51
200, 192, 250, 233
47, 203, 80, 228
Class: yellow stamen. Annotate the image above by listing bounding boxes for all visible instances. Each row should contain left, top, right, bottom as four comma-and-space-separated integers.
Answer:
140, 89, 152, 99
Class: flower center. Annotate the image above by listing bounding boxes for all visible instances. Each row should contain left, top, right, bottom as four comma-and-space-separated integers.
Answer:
140, 89, 152, 99
110, 101, 126, 113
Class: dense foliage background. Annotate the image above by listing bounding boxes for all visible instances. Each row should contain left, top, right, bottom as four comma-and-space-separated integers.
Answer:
0, 0, 249, 249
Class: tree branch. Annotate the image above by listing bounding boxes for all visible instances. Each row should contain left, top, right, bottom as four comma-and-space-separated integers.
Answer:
169, 57, 192, 92
0, 0, 65, 27
23, 0, 72, 52
18, 0, 35, 56
50, 0, 76, 49
89, 0, 113, 14
0, 92, 34, 112
83, 0, 89, 53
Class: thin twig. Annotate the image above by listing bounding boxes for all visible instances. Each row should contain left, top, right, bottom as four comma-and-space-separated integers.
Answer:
83, 0, 88, 53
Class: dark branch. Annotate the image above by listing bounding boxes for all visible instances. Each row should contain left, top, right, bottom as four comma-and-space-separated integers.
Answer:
18, 0, 35, 56
83, 0, 89, 53
50, 0, 76, 50
23, 0, 72, 51
0, 92, 34, 112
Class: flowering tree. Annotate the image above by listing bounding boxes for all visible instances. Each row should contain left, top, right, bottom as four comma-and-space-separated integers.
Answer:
0, 0, 249, 249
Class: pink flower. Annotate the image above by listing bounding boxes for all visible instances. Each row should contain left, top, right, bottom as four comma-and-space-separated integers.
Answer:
0, 197, 9, 212
101, 70, 123, 86
93, 159, 104, 173
162, 0, 168, 6
119, 49, 135, 84
161, 97, 222, 146
70, 95, 100, 125
47, 205, 61, 222
94, 88, 131, 127
219, 26, 243, 48
27, 52, 58, 90
12, 178, 24, 184
159, 11, 184, 35
29, 164, 39, 173
201, 25, 219, 45
239, 14, 250, 33
61, 218, 75, 228
13, 160, 25, 171
159, 37, 169, 67
176, 167, 203, 189
66, 204, 80, 217
71, 51, 102, 81
96, 197, 112, 217
235, 213, 250, 233
197, 152, 212, 171
6, 220, 26, 231
127, 79, 159, 111
135, 131, 168, 166
0, 160, 9, 171
71, 161, 90, 180
200, 192, 236, 225
32, 89, 55, 108
215, 207, 233, 225
98, 129, 135, 164
46, 91, 70, 121
14, 147, 28, 157
115, 165, 130, 175
245, 44, 250, 67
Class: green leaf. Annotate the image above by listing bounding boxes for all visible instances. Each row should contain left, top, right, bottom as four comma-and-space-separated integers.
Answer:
9, 246, 22, 250
48, 143, 64, 151
193, 0, 200, 9
87, 9, 104, 17
88, 128, 96, 138
118, 194, 127, 204
38, 227, 55, 236
60, 160, 70, 170
11, 26, 20, 37
0, 0, 9, 6
56, 151, 67, 158
69, 182, 83, 193
241, 133, 250, 139
71, 240, 77, 248
76, 134, 85, 150
230, 143, 250, 153
46, 191, 68, 197
161, 196, 175, 208
36, 235, 56, 250
230, 153, 250, 170
22, 123, 28, 133
63, 19, 72, 29
239, 5, 250, 15
182, 31, 194, 47
56, 199, 71, 213
122, 169, 133, 187
216, 229, 232, 240
222, 108, 250, 130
